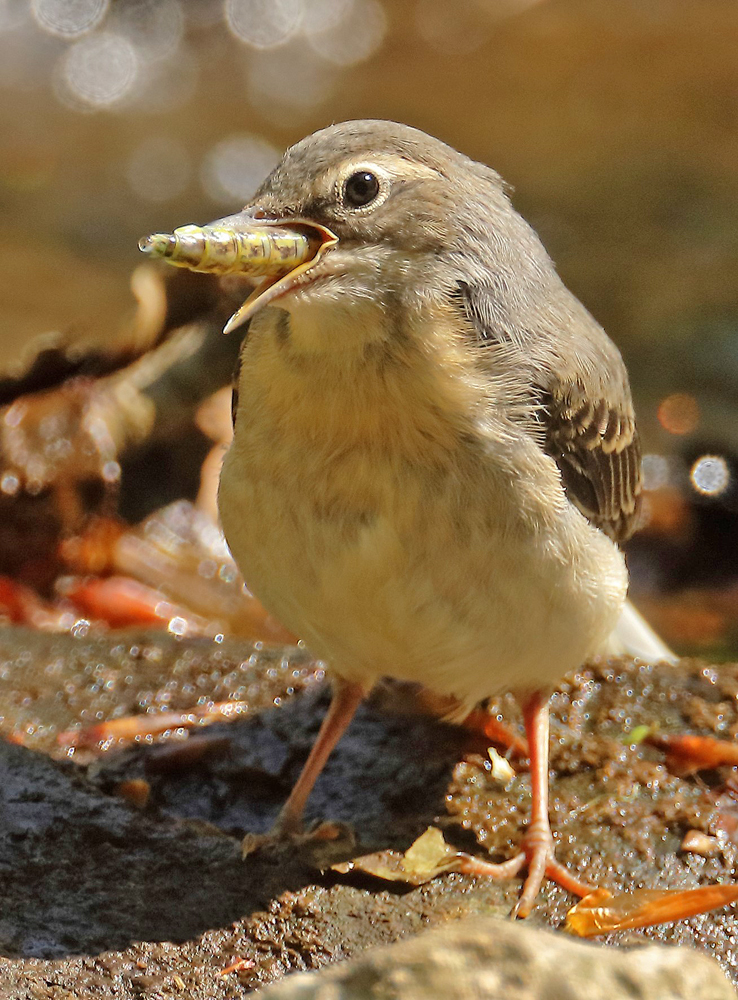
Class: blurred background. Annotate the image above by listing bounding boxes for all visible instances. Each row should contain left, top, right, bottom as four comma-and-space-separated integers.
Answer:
0, 0, 737, 657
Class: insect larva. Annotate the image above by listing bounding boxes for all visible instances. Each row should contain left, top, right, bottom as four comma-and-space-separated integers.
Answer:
138, 219, 338, 334
138, 224, 315, 277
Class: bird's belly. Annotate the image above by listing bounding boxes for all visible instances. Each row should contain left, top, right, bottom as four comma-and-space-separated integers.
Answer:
219, 442, 627, 705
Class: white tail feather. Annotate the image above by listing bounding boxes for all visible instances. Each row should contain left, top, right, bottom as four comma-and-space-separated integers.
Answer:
601, 599, 676, 664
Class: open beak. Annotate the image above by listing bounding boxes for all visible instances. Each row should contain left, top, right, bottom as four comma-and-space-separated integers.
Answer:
138, 212, 338, 334
216, 213, 338, 334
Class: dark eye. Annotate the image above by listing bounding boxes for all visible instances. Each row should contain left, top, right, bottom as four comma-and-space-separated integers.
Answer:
343, 170, 380, 208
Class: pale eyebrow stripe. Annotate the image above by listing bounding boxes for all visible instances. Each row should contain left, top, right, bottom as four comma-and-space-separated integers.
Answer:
397, 159, 444, 179
343, 153, 443, 180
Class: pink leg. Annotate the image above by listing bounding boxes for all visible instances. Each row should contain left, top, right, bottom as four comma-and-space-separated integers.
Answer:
513, 690, 594, 917
453, 690, 594, 917
275, 679, 364, 834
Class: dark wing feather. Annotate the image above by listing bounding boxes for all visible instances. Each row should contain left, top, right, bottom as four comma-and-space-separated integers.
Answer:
456, 281, 642, 545
539, 380, 641, 543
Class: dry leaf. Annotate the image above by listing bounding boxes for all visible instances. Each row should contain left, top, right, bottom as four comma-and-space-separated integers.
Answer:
333, 827, 461, 885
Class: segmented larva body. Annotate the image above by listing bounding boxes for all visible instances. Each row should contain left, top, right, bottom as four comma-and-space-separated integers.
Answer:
138, 224, 314, 277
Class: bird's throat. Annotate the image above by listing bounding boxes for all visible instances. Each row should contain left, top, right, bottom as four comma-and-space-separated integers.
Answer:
237, 301, 484, 463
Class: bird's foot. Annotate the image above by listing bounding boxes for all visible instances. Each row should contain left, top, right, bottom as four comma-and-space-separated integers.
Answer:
458, 823, 594, 918
242, 818, 356, 866
512, 823, 594, 918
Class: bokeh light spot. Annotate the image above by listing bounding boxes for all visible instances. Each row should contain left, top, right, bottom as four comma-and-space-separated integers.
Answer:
201, 133, 279, 205
225, 0, 302, 49
110, 0, 184, 62
641, 453, 670, 491
657, 393, 699, 436
59, 30, 138, 108
306, 0, 386, 67
0, 472, 19, 496
102, 460, 121, 483
124, 46, 199, 114
246, 40, 335, 115
168, 616, 187, 636
31, 0, 108, 38
302, 0, 348, 34
690, 455, 730, 496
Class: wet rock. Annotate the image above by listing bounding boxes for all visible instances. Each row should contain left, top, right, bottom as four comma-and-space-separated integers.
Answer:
255, 917, 736, 1000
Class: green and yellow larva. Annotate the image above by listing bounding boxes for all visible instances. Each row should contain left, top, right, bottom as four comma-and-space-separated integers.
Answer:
139, 218, 338, 334
138, 223, 316, 277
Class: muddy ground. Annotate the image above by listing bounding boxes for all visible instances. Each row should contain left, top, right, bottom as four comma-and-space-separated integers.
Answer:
0, 627, 737, 998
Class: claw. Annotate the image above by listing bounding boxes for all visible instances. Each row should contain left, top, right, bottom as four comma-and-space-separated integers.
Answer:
452, 828, 593, 919
482, 689, 595, 917
513, 837, 593, 919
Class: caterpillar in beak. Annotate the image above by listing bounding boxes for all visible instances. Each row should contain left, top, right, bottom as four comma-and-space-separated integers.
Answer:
138, 219, 338, 333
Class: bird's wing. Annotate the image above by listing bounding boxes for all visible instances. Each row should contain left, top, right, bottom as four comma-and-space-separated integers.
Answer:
538, 377, 641, 543
456, 282, 642, 544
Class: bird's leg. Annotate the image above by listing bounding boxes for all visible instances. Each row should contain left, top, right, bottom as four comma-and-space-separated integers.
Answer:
273, 678, 364, 835
512, 689, 594, 917
456, 689, 594, 916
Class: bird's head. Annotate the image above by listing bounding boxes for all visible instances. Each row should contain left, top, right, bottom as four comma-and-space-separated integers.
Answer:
219, 120, 531, 343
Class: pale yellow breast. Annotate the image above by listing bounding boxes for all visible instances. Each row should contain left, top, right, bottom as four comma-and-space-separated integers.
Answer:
219, 303, 628, 702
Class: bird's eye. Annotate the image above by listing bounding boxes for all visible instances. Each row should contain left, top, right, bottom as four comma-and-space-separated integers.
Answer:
343, 170, 380, 208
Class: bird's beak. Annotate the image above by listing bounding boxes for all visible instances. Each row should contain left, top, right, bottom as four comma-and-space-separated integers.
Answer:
215, 212, 338, 334
138, 212, 338, 335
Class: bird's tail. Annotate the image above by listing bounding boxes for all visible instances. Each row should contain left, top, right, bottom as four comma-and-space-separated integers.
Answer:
601, 598, 676, 664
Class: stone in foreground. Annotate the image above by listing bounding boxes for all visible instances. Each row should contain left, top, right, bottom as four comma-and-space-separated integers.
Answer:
255, 917, 735, 1000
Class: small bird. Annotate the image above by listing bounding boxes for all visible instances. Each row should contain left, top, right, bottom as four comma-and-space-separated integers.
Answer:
214, 120, 671, 916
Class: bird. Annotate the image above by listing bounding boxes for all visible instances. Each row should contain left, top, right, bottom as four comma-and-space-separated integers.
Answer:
214, 119, 672, 917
